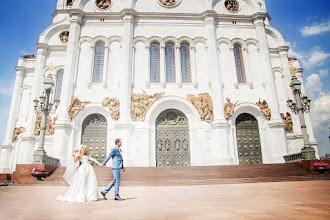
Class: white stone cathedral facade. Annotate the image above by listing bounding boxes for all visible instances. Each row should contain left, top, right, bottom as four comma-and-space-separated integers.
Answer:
0, 0, 319, 174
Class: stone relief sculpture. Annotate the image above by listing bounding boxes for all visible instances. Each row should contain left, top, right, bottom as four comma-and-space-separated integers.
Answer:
59, 31, 69, 42
159, 0, 179, 6
187, 93, 214, 123
224, 97, 239, 120
67, 96, 91, 120
102, 97, 120, 120
225, 0, 239, 12
131, 90, 164, 121
256, 98, 271, 120
281, 112, 293, 133
34, 112, 56, 135
12, 127, 26, 142
96, 0, 111, 9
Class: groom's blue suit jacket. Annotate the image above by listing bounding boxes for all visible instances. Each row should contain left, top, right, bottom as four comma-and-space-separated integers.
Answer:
102, 147, 124, 169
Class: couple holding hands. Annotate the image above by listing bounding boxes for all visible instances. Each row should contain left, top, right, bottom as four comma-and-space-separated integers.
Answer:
57, 139, 125, 202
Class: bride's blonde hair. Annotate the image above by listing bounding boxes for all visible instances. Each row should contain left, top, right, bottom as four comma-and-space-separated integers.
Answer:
79, 145, 88, 156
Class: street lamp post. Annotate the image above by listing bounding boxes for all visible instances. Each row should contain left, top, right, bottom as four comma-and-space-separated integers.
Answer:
287, 65, 316, 160
33, 65, 60, 164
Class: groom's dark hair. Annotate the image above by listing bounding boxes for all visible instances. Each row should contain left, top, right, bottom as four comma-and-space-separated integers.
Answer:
115, 139, 121, 145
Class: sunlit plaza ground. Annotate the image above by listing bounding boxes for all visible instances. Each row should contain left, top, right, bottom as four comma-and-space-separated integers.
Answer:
0, 180, 329, 220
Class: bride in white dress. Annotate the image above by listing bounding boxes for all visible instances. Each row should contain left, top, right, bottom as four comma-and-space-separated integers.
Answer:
57, 145, 103, 202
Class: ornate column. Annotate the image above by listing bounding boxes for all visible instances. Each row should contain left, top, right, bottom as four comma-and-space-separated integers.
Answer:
131, 45, 136, 86
87, 44, 95, 88
57, 9, 84, 121
253, 13, 286, 162
73, 45, 81, 87
0, 59, 26, 173
202, 11, 225, 123
278, 46, 292, 100
252, 13, 282, 121
175, 45, 182, 87
202, 11, 231, 165
242, 47, 252, 87
115, 9, 136, 166
102, 44, 110, 88
160, 45, 166, 87
54, 9, 83, 162
190, 46, 198, 88
145, 45, 151, 88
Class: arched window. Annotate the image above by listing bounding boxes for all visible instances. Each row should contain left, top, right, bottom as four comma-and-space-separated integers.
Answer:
92, 42, 105, 83
55, 70, 64, 101
180, 43, 192, 83
150, 42, 160, 83
165, 43, 176, 83
233, 44, 246, 83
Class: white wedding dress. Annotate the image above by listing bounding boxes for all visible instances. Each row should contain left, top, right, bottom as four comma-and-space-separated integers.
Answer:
57, 155, 98, 202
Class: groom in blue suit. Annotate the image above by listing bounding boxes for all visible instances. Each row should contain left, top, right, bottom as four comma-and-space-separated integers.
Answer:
101, 138, 125, 201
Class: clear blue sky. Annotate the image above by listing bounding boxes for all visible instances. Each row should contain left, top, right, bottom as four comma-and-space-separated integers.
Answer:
0, 0, 329, 156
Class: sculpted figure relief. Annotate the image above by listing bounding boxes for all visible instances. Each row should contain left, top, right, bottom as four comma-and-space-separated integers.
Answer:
187, 93, 214, 123
280, 112, 293, 133
12, 127, 26, 142
256, 98, 271, 120
159, 0, 178, 6
34, 112, 56, 135
96, 0, 111, 9
102, 97, 120, 120
59, 31, 69, 42
224, 97, 239, 120
131, 90, 164, 121
67, 96, 91, 120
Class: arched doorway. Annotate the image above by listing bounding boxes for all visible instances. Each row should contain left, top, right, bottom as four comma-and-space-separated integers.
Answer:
236, 113, 262, 164
156, 109, 190, 166
81, 114, 107, 165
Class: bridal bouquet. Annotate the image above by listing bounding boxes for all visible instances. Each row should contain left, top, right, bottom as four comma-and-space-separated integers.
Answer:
72, 148, 79, 156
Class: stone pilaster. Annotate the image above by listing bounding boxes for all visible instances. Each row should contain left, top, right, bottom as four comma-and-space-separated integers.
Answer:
252, 13, 282, 122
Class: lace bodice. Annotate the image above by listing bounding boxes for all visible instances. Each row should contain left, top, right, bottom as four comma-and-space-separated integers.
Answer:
81, 155, 89, 164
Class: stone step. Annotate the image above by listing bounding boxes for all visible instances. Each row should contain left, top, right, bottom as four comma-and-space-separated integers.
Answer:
18, 163, 325, 186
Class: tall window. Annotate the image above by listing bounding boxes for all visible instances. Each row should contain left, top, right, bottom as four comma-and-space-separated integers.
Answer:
150, 43, 160, 83
233, 44, 246, 83
180, 43, 192, 83
92, 42, 105, 83
165, 43, 176, 83
55, 70, 64, 101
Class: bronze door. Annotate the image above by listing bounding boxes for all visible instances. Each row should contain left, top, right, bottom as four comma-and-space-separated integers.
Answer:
81, 114, 107, 165
236, 113, 262, 164
156, 109, 190, 167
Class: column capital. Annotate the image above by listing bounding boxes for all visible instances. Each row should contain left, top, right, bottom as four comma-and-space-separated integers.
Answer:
120, 8, 137, 21
69, 9, 84, 24
36, 43, 49, 53
251, 12, 269, 23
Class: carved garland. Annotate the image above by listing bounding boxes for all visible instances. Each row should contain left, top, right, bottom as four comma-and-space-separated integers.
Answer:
12, 127, 26, 142
67, 96, 91, 120
131, 90, 164, 121
102, 97, 120, 120
256, 98, 271, 120
187, 93, 214, 123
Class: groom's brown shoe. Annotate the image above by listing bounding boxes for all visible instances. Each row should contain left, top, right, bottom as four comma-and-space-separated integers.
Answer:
115, 197, 124, 201
101, 191, 107, 200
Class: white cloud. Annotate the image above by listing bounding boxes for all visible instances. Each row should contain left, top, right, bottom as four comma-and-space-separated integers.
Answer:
286, 41, 305, 60
304, 74, 323, 100
310, 92, 330, 156
300, 19, 330, 37
0, 79, 14, 96
301, 47, 330, 69
319, 68, 329, 77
